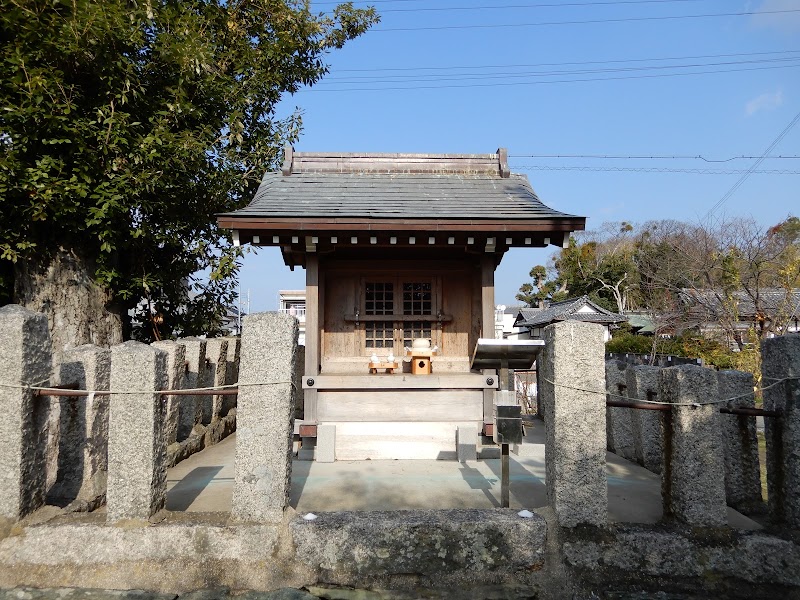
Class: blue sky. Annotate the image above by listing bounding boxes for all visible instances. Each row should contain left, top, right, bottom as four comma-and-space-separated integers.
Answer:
237, 0, 800, 311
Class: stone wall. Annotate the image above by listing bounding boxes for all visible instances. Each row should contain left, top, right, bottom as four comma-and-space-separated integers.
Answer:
0, 305, 239, 515
1, 307, 799, 598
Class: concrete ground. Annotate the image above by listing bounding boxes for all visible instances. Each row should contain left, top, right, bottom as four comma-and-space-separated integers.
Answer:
166, 420, 761, 529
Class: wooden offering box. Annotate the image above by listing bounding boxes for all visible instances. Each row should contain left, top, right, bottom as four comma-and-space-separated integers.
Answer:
407, 349, 434, 375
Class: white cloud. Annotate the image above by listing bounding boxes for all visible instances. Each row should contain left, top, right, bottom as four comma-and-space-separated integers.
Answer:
751, 0, 800, 32
746, 90, 784, 115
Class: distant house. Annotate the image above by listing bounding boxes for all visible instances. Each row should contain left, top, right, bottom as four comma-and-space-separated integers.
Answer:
679, 288, 800, 340
279, 289, 306, 345
513, 296, 627, 342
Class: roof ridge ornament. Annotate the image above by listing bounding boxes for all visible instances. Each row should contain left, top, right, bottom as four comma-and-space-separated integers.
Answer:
497, 147, 510, 178
281, 144, 294, 176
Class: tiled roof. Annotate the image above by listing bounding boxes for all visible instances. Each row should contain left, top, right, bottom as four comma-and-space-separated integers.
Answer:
516, 296, 627, 328
219, 147, 584, 224
222, 172, 578, 222
681, 288, 800, 319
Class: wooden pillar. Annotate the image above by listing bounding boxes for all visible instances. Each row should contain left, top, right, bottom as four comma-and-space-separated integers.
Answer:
481, 255, 495, 429
304, 254, 320, 423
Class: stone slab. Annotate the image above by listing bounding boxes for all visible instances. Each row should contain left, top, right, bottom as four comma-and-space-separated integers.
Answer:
660, 365, 727, 527
51, 344, 111, 509
204, 338, 229, 423
456, 425, 477, 462
178, 338, 206, 441
152, 340, 187, 446
717, 369, 763, 514
605, 359, 635, 460
290, 509, 547, 588
316, 424, 335, 463
0, 305, 51, 520
540, 321, 607, 527
232, 312, 298, 523
762, 334, 800, 528
107, 341, 168, 522
626, 365, 663, 474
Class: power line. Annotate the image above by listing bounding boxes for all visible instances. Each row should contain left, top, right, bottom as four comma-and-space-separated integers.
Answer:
368, 0, 714, 13
372, 9, 800, 32
512, 165, 800, 175
331, 49, 800, 73
313, 0, 711, 7
510, 154, 800, 162
303, 62, 800, 92
704, 109, 800, 219
320, 56, 800, 83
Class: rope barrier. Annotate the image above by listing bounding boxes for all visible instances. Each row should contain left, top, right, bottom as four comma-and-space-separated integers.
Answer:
541, 375, 800, 407
0, 380, 294, 397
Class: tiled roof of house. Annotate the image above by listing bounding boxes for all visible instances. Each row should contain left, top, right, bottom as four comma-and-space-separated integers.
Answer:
680, 288, 800, 319
516, 296, 627, 328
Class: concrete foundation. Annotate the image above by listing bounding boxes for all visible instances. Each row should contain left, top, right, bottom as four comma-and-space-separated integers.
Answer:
316, 424, 335, 463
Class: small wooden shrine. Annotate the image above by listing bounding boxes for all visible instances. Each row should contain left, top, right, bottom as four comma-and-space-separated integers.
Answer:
218, 147, 585, 459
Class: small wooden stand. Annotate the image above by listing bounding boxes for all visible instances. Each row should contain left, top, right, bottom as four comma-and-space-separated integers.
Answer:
369, 361, 399, 374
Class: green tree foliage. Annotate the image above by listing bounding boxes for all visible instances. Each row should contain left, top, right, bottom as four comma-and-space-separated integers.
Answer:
0, 0, 378, 340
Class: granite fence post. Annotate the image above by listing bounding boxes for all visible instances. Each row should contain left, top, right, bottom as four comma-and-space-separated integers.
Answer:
107, 341, 168, 522
627, 365, 664, 474
178, 338, 206, 441
50, 344, 111, 510
762, 333, 800, 528
232, 312, 298, 523
605, 359, 635, 460
222, 336, 241, 416
717, 369, 762, 514
0, 305, 51, 521
152, 340, 187, 446
204, 338, 229, 423
660, 365, 727, 527
540, 320, 607, 528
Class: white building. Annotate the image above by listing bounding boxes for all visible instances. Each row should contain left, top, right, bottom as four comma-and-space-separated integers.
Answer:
279, 289, 306, 345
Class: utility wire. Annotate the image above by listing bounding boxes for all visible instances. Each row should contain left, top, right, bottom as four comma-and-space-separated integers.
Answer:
363, 0, 714, 13
511, 165, 800, 175
303, 62, 800, 92
704, 109, 800, 219
313, 0, 712, 7
510, 154, 800, 161
373, 9, 800, 32
320, 56, 800, 83
331, 49, 800, 73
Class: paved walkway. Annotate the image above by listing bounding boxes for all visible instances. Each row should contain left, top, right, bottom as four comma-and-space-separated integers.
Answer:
166, 420, 761, 528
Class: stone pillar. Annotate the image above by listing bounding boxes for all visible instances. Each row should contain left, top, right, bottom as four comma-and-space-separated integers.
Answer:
204, 338, 229, 423
178, 337, 206, 441
717, 369, 762, 513
107, 341, 168, 522
0, 305, 51, 520
232, 312, 298, 523
605, 359, 635, 460
627, 365, 664, 474
762, 334, 800, 528
457, 425, 478, 462
317, 424, 336, 463
540, 321, 607, 528
152, 340, 186, 446
660, 365, 727, 527
222, 336, 241, 416
50, 344, 110, 509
